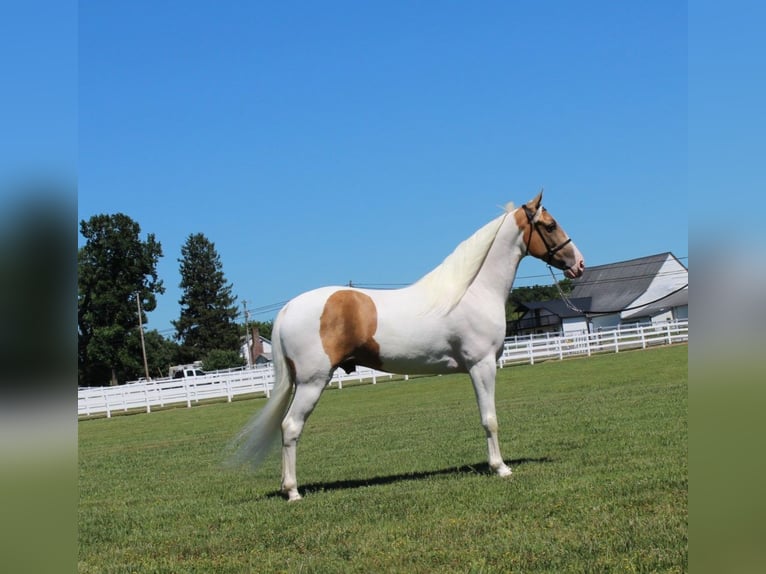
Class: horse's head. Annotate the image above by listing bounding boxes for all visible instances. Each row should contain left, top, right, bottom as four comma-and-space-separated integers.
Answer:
518, 190, 585, 279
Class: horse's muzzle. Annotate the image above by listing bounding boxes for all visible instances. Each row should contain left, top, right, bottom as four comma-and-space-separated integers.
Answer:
564, 258, 585, 279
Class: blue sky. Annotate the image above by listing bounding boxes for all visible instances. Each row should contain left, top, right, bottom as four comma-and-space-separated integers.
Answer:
77, 1, 687, 336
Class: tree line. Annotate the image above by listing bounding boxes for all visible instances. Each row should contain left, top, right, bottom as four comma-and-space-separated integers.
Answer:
77, 213, 271, 387
77, 212, 569, 387
504, 279, 573, 323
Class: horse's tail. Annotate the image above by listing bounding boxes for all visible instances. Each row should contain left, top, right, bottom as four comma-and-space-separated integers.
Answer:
225, 312, 293, 469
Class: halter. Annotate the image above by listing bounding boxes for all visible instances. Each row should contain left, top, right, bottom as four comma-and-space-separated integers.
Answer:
522, 205, 572, 265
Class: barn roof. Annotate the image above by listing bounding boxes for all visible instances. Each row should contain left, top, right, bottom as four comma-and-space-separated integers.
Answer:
568, 252, 680, 314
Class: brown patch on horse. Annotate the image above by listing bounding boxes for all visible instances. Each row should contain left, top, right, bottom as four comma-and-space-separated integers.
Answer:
514, 208, 535, 253
319, 290, 382, 372
515, 204, 566, 262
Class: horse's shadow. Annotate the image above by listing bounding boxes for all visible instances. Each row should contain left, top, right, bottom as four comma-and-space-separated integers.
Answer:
264, 457, 553, 499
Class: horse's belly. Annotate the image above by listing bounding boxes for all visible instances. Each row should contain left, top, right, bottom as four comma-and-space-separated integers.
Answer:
376, 354, 465, 375
372, 335, 468, 375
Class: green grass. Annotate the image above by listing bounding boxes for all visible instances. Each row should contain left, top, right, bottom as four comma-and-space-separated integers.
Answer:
79, 345, 687, 573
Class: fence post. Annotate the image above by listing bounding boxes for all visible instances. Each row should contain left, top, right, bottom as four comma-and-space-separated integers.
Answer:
614, 331, 619, 353
158, 383, 165, 407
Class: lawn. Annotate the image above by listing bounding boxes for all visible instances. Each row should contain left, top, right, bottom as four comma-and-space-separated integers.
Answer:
79, 344, 687, 573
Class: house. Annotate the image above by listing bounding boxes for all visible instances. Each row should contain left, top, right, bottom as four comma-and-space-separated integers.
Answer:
510, 252, 688, 335
240, 327, 273, 366
509, 297, 593, 335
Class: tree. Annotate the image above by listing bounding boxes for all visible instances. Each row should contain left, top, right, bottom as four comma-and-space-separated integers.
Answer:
253, 320, 274, 341
240, 319, 273, 341
124, 329, 181, 380
173, 233, 239, 361
505, 279, 572, 321
78, 213, 164, 386
202, 349, 245, 372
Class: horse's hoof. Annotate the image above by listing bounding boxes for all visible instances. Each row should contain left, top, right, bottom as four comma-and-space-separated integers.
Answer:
496, 465, 513, 477
286, 491, 303, 502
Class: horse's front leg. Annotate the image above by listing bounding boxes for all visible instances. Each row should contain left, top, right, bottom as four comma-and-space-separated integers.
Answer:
469, 356, 512, 477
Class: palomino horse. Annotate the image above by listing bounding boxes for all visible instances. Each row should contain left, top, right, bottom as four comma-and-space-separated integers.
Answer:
230, 191, 585, 501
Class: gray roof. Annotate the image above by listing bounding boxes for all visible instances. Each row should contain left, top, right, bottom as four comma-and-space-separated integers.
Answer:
518, 297, 592, 318
516, 252, 688, 320
569, 252, 680, 314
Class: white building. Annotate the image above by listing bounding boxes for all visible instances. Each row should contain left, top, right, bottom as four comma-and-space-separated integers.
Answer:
240, 328, 273, 366
511, 252, 688, 335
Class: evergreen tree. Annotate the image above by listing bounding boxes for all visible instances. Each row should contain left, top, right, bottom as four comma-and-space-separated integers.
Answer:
173, 233, 239, 361
78, 213, 164, 386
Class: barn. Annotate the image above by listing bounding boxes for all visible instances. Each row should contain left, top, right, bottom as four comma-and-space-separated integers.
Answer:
510, 252, 688, 335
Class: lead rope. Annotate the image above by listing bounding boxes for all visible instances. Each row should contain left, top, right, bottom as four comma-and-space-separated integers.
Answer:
547, 265, 588, 314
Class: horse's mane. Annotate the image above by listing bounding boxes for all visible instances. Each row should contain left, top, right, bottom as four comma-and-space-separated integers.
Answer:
414, 202, 515, 315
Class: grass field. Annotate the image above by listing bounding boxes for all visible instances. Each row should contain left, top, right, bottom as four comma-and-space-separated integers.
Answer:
79, 344, 687, 573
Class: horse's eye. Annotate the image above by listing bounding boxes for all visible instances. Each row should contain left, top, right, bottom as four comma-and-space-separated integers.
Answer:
545, 222, 557, 233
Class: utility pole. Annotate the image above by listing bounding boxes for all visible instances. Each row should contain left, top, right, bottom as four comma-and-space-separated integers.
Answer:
136, 292, 151, 380
242, 300, 252, 367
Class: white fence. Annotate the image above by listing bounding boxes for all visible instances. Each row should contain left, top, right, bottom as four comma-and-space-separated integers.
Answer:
78, 363, 394, 418
498, 319, 688, 367
78, 319, 687, 419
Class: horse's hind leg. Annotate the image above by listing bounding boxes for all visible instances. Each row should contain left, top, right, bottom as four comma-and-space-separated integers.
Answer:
469, 356, 512, 477
280, 374, 328, 501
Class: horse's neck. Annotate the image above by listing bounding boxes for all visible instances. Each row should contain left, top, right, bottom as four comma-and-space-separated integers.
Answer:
409, 209, 525, 316
465, 209, 525, 304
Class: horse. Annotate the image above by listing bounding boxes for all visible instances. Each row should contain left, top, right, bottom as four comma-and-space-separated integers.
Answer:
229, 190, 585, 501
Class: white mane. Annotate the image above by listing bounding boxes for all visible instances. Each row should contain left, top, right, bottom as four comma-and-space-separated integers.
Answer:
415, 202, 515, 314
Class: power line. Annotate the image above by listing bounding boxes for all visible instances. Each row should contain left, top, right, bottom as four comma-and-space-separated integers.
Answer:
352, 257, 688, 290
150, 255, 690, 326
551, 269, 688, 288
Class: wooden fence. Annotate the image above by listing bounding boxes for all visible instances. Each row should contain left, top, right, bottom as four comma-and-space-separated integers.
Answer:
78, 319, 687, 419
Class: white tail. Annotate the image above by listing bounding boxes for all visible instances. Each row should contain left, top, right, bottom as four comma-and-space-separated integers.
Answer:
225, 318, 293, 469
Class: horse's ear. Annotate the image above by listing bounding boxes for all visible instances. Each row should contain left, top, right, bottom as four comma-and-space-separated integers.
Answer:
527, 188, 544, 211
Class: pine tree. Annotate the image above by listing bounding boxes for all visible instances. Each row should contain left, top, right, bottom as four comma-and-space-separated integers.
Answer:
173, 233, 240, 362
